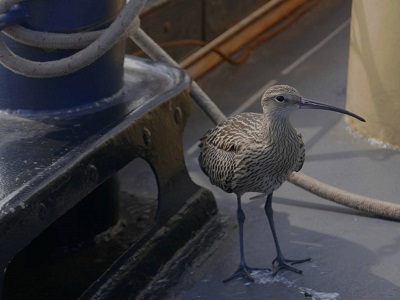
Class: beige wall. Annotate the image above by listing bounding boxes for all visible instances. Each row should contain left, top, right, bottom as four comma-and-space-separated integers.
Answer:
346, 0, 400, 146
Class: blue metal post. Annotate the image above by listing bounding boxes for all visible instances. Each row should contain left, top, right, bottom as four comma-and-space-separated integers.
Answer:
0, 0, 126, 111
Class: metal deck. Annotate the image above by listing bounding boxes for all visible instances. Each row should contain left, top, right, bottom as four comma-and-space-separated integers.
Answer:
163, 0, 400, 299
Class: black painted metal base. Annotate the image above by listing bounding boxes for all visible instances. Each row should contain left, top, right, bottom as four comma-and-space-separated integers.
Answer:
0, 57, 217, 299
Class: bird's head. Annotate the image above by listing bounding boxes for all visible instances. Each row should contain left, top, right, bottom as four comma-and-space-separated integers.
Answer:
261, 84, 365, 122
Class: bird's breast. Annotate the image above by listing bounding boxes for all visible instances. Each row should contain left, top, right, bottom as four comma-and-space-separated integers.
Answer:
232, 135, 300, 194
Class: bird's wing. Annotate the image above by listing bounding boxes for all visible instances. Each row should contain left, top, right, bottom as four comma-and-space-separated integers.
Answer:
198, 142, 236, 192
198, 113, 260, 192
294, 130, 305, 172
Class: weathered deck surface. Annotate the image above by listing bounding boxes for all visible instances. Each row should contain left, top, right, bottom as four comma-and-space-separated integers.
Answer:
166, 0, 400, 299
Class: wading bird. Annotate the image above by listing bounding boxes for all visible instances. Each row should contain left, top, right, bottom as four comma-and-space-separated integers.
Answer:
198, 85, 365, 282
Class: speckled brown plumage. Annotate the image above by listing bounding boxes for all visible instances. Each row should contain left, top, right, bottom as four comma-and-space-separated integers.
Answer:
198, 93, 305, 196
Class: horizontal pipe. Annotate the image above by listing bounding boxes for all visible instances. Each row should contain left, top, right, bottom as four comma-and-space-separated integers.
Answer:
182, 0, 308, 79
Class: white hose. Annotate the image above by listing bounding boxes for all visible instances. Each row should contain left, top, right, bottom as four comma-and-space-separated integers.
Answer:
0, 0, 144, 78
3, 25, 102, 49
131, 27, 227, 125
288, 172, 400, 220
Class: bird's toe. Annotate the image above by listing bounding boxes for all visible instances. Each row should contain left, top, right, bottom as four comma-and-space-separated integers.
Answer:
223, 264, 272, 283
271, 256, 311, 276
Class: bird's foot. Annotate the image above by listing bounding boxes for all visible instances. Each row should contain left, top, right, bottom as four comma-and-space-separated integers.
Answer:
223, 265, 270, 283
271, 256, 311, 276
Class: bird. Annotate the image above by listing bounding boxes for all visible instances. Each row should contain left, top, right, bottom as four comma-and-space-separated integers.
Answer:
198, 85, 365, 282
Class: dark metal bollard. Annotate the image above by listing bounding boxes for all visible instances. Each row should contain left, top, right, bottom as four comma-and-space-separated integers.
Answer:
0, 0, 126, 110
0, 1, 217, 299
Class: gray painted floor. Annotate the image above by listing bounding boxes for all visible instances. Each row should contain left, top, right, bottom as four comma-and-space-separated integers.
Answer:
165, 0, 400, 299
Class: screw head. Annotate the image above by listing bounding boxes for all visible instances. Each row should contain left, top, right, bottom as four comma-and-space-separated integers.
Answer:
174, 106, 183, 125
87, 164, 98, 183
38, 203, 47, 221
142, 127, 151, 145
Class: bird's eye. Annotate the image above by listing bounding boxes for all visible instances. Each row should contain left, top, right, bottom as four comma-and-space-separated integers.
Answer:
276, 96, 285, 102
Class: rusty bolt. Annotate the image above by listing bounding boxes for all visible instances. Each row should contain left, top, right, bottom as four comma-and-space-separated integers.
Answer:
38, 203, 47, 221
142, 127, 151, 145
88, 164, 98, 183
163, 21, 172, 33
174, 106, 183, 125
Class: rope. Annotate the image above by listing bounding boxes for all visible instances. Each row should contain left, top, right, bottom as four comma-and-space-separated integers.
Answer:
0, 0, 144, 78
3, 25, 102, 49
131, 27, 227, 125
288, 172, 400, 220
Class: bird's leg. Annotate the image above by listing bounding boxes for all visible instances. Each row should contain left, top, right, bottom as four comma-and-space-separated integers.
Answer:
224, 195, 262, 283
265, 193, 311, 276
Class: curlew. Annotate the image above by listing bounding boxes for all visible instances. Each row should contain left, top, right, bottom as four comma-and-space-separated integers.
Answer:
198, 85, 365, 282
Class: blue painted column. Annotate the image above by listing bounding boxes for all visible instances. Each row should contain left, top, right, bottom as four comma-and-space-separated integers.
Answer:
0, 0, 126, 111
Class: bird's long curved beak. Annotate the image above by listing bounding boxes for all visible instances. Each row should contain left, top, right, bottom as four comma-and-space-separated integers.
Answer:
299, 98, 366, 122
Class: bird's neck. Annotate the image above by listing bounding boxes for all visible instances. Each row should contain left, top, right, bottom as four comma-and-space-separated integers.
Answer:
261, 115, 297, 142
